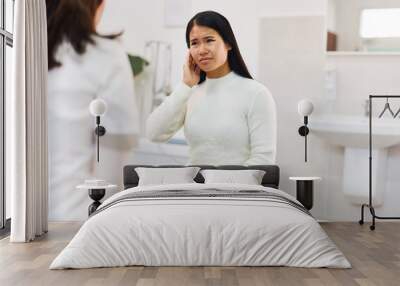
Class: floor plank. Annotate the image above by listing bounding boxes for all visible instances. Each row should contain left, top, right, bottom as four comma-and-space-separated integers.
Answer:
0, 222, 399, 286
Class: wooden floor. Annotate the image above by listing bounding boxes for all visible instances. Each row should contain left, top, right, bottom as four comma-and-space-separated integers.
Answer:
0, 222, 399, 286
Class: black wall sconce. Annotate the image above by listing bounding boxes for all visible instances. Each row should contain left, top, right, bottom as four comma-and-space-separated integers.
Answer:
297, 99, 314, 162
89, 99, 107, 162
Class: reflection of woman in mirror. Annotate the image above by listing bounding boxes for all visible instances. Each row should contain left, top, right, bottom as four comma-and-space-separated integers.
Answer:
47, 0, 139, 221
146, 11, 276, 165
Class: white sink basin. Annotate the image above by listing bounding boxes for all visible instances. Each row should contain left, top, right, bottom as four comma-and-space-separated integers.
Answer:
309, 114, 400, 148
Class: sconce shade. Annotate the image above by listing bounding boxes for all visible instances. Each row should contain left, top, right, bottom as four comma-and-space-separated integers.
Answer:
89, 99, 107, 116
297, 99, 314, 116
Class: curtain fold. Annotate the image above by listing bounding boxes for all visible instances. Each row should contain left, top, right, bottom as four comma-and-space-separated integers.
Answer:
8, 0, 48, 242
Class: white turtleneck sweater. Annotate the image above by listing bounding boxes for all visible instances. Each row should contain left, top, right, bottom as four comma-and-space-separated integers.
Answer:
146, 72, 277, 165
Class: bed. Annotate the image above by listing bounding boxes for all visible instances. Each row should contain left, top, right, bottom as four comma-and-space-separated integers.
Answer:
50, 165, 351, 269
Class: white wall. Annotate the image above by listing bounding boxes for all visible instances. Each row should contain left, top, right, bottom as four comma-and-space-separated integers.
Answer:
324, 54, 400, 220
326, 0, 336, 32
98, 0, 326, 85
333, 0, 400, 51
260, 14, 400, 220
259, 15, 330, 220
97, 0, 400, 221
98, 0, 332, 219
327, 54, 400, 116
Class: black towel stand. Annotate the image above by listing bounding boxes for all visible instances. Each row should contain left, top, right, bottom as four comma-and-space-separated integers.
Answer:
359, 95, 400, 230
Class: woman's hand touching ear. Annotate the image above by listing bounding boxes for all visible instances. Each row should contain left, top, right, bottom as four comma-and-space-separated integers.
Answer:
183, 52, 200, 87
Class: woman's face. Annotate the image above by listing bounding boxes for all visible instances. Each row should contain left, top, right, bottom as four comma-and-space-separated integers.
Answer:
189, 25, 231, 73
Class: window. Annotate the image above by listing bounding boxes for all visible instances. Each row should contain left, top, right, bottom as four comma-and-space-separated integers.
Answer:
0, 0, 14, 234
360, 8, 400, 38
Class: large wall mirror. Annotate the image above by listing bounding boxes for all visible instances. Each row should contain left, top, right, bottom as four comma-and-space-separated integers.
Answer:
327, 0, 400, 52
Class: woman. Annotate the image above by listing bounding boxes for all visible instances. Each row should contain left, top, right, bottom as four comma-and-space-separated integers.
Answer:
47, 0, 139, 221
146, 11, 277, 165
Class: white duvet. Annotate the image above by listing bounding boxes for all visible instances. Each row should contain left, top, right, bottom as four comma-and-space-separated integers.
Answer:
50, 183, 351, 269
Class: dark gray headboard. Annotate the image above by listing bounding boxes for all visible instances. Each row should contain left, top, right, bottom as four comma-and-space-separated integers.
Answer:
123, 165, 280, 189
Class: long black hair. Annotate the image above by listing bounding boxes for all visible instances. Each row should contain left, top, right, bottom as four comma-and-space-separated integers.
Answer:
46, 0, 121, 70
185, 11, 252, 84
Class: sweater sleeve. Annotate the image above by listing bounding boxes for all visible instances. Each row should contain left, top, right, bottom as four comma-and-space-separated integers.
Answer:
244, 88, 277, 165
145, 83, 192, 142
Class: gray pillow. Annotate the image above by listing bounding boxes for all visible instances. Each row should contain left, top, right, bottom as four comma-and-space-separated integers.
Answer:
135, 167, 201, 186
200, 169, 266, 185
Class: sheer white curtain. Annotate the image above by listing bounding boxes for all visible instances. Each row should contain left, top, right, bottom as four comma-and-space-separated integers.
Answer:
7, 0, 48, 242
